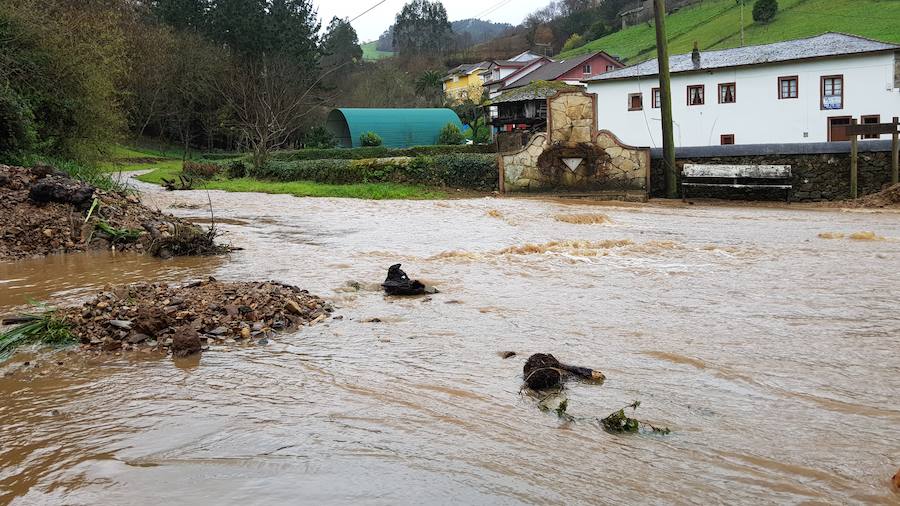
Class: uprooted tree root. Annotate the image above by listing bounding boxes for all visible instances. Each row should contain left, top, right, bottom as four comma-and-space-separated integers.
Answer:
142, 221, 229, 258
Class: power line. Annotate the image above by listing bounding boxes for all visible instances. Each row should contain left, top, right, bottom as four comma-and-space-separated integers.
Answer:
475, 0, 515, 19
350, 0, 390, 23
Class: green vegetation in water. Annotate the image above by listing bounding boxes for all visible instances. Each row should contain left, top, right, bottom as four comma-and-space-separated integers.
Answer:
540, 397, 671, 435
95, 221, 142, 243
0, 307, 75, 361
558, 0, 900, 63
600, 401, 670, 435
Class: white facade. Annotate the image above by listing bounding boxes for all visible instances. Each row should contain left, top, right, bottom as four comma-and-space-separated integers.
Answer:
586, 52, 900, 147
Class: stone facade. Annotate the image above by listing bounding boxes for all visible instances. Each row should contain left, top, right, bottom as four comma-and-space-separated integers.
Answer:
548, 92, 595, 145
500, 90, 650, 194
649, 145, 896, 201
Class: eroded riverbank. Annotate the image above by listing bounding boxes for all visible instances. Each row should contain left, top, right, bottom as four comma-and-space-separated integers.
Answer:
2, 176, 899, 504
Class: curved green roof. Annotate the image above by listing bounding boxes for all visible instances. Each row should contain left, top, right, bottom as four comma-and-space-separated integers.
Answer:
326, 108, 463, 148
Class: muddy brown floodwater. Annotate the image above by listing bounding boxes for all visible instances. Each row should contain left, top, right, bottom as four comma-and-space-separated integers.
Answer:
1, 175, 899, 504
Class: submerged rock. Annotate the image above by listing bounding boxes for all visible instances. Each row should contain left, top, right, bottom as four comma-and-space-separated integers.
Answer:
172, 327, 201, 358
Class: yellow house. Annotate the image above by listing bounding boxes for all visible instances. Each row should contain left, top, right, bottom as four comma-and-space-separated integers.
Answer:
442, 61, 491, 103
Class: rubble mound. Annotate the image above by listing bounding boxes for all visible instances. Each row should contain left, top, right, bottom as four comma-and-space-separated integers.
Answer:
0, 164, 228, 261
853, 183, 900, 208
59, 277, 332, 354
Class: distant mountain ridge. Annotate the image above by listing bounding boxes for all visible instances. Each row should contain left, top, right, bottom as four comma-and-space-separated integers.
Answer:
374, 18, 513, 52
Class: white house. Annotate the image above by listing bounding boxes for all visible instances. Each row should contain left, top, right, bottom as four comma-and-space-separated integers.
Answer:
584, 33, 900, 147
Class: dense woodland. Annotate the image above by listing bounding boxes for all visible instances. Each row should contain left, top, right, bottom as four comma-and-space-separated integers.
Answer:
0, 0, 474, 168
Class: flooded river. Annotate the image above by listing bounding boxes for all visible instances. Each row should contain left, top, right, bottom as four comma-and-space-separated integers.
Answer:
2, 177, 899, 504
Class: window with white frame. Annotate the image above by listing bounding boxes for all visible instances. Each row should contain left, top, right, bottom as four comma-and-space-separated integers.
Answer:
582, 64, 592, 74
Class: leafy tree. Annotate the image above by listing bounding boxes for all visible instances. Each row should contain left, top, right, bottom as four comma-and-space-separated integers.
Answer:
359, 131, 382, 147
561, 33, 585, 52
752, 0, 778, 23
392, 0, 452, 58
438, 122, 465, 145
0, 84, 36, 160
320, 17, 362, 70
451, 98, 482, 132
0, 0, 127, 162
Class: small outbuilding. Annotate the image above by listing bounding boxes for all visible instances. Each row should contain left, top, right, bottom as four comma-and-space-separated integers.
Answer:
325, 108, 464, 148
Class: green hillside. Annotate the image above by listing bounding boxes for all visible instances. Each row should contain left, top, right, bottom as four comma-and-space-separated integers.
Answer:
558, 0, 900, 63
362, 41, 393, 61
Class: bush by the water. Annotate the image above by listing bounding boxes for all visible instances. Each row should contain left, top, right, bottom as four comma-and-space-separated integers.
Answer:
438, 123, 466, 145
270, 143, 495, 162
359, 131, 383, 147
183, 161, 220, 179
250, 153, 497, 190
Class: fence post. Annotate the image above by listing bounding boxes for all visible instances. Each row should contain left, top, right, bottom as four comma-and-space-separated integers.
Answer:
892, 116, 899, 185
850, 118, 858, 199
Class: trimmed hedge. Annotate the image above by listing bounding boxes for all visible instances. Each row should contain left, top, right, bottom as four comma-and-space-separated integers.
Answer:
251, 153, 498, 190
270, 143, 496, 162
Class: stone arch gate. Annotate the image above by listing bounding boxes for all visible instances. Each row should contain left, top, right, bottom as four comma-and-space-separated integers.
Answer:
498, 90, 650, 200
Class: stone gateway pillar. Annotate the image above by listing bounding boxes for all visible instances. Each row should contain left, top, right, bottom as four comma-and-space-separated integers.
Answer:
499, 90, 650, 200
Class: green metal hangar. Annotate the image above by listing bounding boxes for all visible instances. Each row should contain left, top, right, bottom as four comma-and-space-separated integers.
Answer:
325, 108, 464, 148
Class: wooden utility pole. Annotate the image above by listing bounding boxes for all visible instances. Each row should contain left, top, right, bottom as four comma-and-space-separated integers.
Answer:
850, 118, 858, 199
654, 0, 677, 197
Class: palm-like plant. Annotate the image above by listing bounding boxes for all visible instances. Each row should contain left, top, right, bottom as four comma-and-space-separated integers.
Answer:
415, 70, 444, 104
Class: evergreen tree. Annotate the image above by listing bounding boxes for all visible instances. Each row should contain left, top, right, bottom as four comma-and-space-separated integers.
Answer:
320, 16, 362, 70
150, 0, 208, 32
207, 0, 268, 55
392, 0, 452, 58
266, 0, 320, 64
752, 0, 778, 23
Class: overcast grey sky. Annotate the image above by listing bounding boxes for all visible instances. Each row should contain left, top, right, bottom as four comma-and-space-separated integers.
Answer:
315, 0, 550, 42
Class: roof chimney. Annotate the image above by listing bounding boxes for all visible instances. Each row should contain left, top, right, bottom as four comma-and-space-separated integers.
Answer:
691, 41, 701, 67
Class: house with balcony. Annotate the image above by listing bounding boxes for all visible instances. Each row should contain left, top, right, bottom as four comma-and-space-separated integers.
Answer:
443, 51, 544, 103
488, 51, 623, 133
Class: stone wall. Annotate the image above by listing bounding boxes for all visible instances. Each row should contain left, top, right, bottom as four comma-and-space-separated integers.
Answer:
548, 92, 595, 145
649, 141, 897, 200
500, 90, 650, 194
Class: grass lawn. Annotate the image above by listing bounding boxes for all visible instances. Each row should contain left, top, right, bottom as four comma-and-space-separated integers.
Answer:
197, 178, 447, 200
130, 158, 447, 200
117, 143, 448, 199
133, 171, 446, 199
361, 41, 393, 61
559, 0, 900, 63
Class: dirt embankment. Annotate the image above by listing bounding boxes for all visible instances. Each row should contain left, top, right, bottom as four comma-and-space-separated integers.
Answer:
0, 164, 227, 261
57, 278, 332, 356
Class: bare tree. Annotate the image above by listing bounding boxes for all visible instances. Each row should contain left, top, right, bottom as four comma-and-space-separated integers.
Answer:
216, 57, 343, 169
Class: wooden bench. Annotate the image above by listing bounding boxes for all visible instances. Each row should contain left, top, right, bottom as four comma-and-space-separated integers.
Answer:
681, 164, 792, 201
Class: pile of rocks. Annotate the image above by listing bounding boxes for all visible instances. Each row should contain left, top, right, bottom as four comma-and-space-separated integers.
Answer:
0, 164, 226, 261
59, 277, 333, 357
